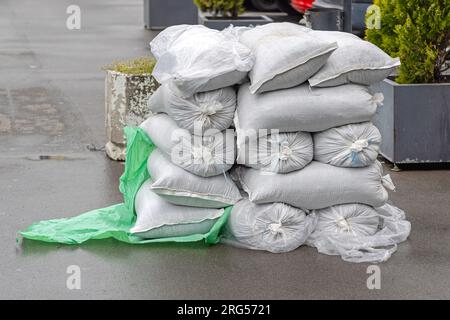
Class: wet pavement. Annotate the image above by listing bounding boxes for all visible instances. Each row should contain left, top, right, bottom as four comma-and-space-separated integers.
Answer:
1, 0, 450, 299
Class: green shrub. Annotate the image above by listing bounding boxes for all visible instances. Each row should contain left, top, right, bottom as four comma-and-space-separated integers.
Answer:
194, 0, 245, 19
365, 0, 403, 57
103, 57, 156, 75
366, 0, 449, 84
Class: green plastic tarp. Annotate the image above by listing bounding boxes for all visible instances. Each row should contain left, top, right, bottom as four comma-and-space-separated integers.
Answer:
19, 126, 231, 245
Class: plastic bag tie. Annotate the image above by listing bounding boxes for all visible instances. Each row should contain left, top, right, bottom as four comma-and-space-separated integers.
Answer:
350, 139, 369, 152
382, 174, 396, 191
278, 141, 293, 161
268, 222, 283, 234
335, 216, 352, 233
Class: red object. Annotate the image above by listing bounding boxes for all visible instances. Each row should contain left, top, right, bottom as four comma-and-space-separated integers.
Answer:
291, 0, 315, 13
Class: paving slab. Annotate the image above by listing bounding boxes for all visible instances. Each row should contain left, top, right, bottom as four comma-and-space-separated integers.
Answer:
1, 0, 450, 300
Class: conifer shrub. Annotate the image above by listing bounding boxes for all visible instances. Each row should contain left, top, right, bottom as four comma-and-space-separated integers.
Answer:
366, 0, 449, 83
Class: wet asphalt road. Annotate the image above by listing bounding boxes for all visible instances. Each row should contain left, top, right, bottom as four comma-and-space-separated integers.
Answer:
1, 0, 450, 299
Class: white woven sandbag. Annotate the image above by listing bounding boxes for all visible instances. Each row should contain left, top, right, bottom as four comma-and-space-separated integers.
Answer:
221, 199, 318, 253
148, 149, 242, 208
235, 83, 382, 134
233, 161, 395, 209
309, 31, 400, 87
140, 114, 235, 177
150, 24, 188, 60
236, 131, 313, 173
306, 203, 411, 263
313, 122, 382, 167
131, 179, 224, 239
150, 25, 254, 97
148, 83, 236, 135
239, 22, 337, 94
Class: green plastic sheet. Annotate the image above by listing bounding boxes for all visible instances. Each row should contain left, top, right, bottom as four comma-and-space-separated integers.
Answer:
20, 126, 231, 245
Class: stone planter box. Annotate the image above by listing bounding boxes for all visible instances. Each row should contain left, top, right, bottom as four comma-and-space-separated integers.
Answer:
105, 70, 159, 160
371, 78, 450, 164
198, 10, 273, 30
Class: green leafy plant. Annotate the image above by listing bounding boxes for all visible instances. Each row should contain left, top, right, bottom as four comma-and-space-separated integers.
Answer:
103, 57, 156, 75
365, 0, 449, 84
365, 0, 403, 57
194, 0, 245, 19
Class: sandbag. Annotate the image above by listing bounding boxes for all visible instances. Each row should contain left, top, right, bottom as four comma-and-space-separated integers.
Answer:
150, 24, 254, 97
313, 122, 381, 167
235, 83, 382, 134
148, 149, 242, 208
131, 179, 224, 239
239, 22, 337, 94
309, 31, 400, 87
148, 84, 236, 135
236, 131, 313, 173
221, 199, 318, 253
306, 203, 411, 263
140, 114, 235, 177
233, 161, 394, 209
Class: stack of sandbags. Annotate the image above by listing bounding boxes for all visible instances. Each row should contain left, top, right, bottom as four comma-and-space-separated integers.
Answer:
130, 25, 252, 239
129, 22, 410, 263
222, 23, 410, 262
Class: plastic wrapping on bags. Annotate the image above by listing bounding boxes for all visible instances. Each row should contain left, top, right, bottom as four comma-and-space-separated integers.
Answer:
131, 179, 224, 239
233, 161, 394, 209
313, 122, 382, 168
239, 22, 337, 94
221, 199, 318, 253
148, 83, 236, 135
306, 203, 411, 263
235, 83, 381, 134
20, 127, 231, 245
140, 114, 235, 177
236, 131, 313, 173
148, 149, 242, 208
150, 25, 254, 97
309, 31, 401, 87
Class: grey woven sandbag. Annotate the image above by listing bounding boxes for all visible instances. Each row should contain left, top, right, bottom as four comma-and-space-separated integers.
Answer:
235, 83, 382, 134
313, 122, 382, 168
239, 22, 337, 94
150, 25, 254, 97
131, 179, 223, 239
148, 83, 236, 135
233, 161, 395, 209
306, 203, 411, 263
308, 31, 400, 88
148, 149, 242, 208
140, 114, 235, 177
236, 131, 313, 173
221, 199, 318, 253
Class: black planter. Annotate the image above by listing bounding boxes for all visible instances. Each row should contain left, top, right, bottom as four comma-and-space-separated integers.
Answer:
198, 11, 273, 30
305, 8, 343, 31
371, 78, 450, 164
144, 0, 198, 30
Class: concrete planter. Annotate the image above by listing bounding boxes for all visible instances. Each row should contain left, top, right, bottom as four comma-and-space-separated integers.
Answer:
105, 71, 159, 160
371, 78, 450, 164
198, 10, 273, 30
